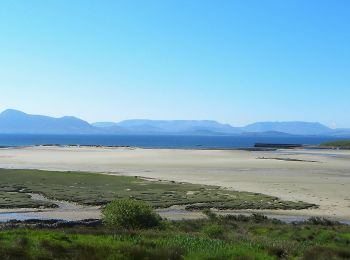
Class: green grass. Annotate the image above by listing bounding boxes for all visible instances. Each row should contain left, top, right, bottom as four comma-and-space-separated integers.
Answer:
320, 140, 350, 148
0, 214, 349, 259
0, 169, 316, 210
0, 191, 55, 209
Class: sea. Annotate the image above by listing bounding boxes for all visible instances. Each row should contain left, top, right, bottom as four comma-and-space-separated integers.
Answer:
0, 134, 344, 149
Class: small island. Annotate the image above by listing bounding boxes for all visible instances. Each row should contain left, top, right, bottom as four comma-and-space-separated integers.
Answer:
320, 140, 350, 149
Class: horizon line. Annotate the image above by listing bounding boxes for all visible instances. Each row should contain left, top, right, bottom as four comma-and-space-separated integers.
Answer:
1, 108, 347, 130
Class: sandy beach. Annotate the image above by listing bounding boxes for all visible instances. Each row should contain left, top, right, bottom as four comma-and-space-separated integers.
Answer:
0, 146, 349, 221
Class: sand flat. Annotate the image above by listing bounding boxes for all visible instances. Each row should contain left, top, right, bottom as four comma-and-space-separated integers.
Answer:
0, 146, 349, 220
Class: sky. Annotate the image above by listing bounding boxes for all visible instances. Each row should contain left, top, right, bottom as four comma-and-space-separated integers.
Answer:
0, 1, 349, 127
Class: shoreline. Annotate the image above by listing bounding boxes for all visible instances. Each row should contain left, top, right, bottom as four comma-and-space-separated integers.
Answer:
1, 205, 350, 225
0, 146, 349, 221
1, 143, 350, 152
0, 144, 278, 152
1, 196, 349, 224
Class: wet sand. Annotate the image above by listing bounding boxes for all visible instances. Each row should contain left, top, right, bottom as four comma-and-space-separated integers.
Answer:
0, 146, 349, 221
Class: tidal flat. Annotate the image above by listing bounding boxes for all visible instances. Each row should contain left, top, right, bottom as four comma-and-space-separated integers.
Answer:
0, 169, 314, 218
0, 146, 349, 220
0, 147, 349, 259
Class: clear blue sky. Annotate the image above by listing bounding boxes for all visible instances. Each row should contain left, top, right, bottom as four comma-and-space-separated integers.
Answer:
0, 1, 349, 127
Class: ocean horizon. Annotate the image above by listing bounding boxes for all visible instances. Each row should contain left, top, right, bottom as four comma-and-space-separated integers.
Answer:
0, 134, 344, 149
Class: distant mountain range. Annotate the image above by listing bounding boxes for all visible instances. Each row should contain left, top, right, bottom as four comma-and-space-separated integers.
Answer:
242, 122, 333, 135
0, 109, 349, 136
0, 109, 97, 134
92, 119, 240, 135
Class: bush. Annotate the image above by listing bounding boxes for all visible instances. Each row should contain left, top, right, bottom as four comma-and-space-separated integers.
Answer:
303, 245, 350, 259
202, 224, 226, 239
305, 217, 339, 226
202, 208, 217, 220
102, 199, 161, 230
251, 213, 268, 223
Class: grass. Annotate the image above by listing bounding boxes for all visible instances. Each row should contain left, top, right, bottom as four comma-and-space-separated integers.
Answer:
0, 191, 55, 209
0, 213, 349, 259
320, 140, 350, 148
0, 168, 316, 210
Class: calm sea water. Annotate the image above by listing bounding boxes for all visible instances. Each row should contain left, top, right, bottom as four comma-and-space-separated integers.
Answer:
0, 134, 343, 149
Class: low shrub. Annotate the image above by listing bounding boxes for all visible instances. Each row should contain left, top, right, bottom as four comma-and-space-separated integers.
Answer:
305, 217, 339, 226
251, 213, 268, 223
102, 199, 161, 230
202, 209, 217, 220
267, 245, 288, 259
303, 245, 350, 259
202, 224, 226, 240
221, 213, 270, 223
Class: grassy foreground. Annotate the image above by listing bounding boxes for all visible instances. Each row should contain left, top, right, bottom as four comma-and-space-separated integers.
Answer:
0, 169, 315, 210
0, 214, 349, 259
320, 140, 350, 149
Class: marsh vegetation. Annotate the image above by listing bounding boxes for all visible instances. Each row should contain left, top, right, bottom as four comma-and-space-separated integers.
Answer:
321, 140, 350, 149
0, 169, 316, 211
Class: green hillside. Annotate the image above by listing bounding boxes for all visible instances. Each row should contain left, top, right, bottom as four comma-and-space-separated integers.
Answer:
321, 140, 350, 148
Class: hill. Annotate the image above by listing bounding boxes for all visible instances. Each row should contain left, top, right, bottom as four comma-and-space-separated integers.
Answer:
110, 119, 240, 135
1, 109, 349, 136
0, 109, 96, 134
241, 121, 333, 135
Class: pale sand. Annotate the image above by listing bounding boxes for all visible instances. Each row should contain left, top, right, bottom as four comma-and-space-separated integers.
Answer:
0, 146, 349, 220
